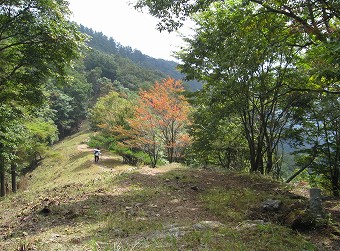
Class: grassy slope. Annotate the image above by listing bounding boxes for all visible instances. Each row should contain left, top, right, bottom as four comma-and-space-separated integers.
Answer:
0, 129, 339, 250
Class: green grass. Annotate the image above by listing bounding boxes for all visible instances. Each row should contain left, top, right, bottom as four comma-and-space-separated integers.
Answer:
200, 187, 269, 222
0, 128, 329, 251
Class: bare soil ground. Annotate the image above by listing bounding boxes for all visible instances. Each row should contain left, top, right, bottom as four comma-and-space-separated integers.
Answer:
0, 140, 339, 250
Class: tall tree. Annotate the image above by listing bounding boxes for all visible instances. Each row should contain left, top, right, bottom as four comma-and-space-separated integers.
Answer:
177, 2, 305, 174
134, 0, 339, 93
0, 0, 85, 196
117, 78, 191, 166
89, 91, 135, 134
188, 90, 248, 169
139, 78, 191, 162
0, 105, 25, 196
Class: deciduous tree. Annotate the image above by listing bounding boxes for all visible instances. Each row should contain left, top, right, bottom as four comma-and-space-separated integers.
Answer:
188, 90, 247, 169
134, 0, 339, 94
177, 2, 305, 174
89, 91, 134, 134
134, 0, 339, 39
118, 78, 191, 167
0, 0, 85, 196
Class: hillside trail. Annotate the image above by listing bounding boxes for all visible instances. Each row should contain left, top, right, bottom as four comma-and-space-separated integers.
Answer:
63, 140, 340, 250
0, 130, 339, 250
76, 142, 173, 177
75, 141, 311, 201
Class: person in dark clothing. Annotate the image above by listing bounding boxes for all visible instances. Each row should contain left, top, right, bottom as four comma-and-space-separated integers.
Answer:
94, 148, 101, 163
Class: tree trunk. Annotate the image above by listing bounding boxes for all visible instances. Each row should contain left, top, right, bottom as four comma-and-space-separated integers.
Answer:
0, 154, 5, 197
331, 166, 339, 197
286, 144, 318, 183
11, 162, 17, 193
167, 146, 174, 163
266, 150, 273, 174
249, 148, 256, 172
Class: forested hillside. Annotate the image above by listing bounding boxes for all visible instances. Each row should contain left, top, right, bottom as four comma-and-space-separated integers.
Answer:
0, 0, 199, 198
79, 25, 202, 91
0, 1, 339, 250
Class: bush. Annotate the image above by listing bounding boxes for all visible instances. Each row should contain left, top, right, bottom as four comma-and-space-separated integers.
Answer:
88, 134, 116, 150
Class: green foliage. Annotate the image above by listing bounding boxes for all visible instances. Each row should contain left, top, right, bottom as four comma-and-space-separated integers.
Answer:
88, 134, 117, 151
62, 61, 92, 129
178, 1, 303, 174
79, 25, 202, 91
20, 117, 59, 167
0, 0, 86, 107
25, 118, 58, 146
83, 41, 164, 92
135, 0, 339, 43
289, 93, 340, 196
48, 86, 74, 136
0, 0, 86, 196
88, 91, 134, 132
0, 104, 28, 161
187, 91, 248, 169
113, 145, 153, 166
43, 59, 91, 138
84, 50, 118, 84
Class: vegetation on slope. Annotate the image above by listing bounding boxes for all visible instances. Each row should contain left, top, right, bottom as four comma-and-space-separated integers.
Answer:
79, 25, 203, 91
0, 127, 339, 250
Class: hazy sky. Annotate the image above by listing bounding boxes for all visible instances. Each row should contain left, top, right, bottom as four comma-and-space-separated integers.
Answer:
67, 0, 189, 61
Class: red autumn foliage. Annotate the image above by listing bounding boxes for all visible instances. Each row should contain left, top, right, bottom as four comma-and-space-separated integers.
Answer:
120, 78, 191, 166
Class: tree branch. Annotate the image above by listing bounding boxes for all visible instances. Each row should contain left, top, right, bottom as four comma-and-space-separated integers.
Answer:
286, 144, 318, 183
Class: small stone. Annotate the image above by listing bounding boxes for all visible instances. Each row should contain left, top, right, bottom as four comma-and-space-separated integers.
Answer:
136, 217, 147, 221
262, 199, 282, 211
170, 199, 180, 204
236, 220, 266, 229
191, 186, 199, 191
193, 221, 225, 230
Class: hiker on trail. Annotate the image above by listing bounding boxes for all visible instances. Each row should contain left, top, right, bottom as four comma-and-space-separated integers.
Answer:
94, 148, 101, 163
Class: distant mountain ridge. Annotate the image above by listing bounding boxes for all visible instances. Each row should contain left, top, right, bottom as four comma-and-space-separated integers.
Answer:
79, 25, 202, 91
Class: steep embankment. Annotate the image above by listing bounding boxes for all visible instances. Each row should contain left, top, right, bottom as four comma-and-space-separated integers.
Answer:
0, 130, 339, 250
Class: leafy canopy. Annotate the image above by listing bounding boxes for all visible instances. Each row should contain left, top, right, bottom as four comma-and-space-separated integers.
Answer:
0, 0, 86, 106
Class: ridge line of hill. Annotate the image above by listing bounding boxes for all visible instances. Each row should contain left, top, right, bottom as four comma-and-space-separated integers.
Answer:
0, 128, 339, 250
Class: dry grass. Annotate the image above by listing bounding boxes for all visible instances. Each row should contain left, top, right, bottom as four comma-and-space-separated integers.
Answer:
0, 129, 339, 250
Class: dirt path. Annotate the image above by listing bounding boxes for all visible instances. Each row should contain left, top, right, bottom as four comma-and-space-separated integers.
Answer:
0, 135, 339, 250
76, 142, 177, 175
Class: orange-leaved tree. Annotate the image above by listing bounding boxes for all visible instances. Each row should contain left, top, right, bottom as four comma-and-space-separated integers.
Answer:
119, 78, 191, 167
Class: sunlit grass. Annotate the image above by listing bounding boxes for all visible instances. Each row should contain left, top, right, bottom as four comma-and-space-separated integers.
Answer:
0, 127, 320, 251
200, 187, 266, 222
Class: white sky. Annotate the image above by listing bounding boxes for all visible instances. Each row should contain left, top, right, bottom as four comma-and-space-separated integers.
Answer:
67, 0, 190, 61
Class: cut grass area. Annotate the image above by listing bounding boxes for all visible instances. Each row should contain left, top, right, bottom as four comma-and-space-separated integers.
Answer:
164, 224, 315, 251
0, 128, 338, 250
201, 187, 265, 222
